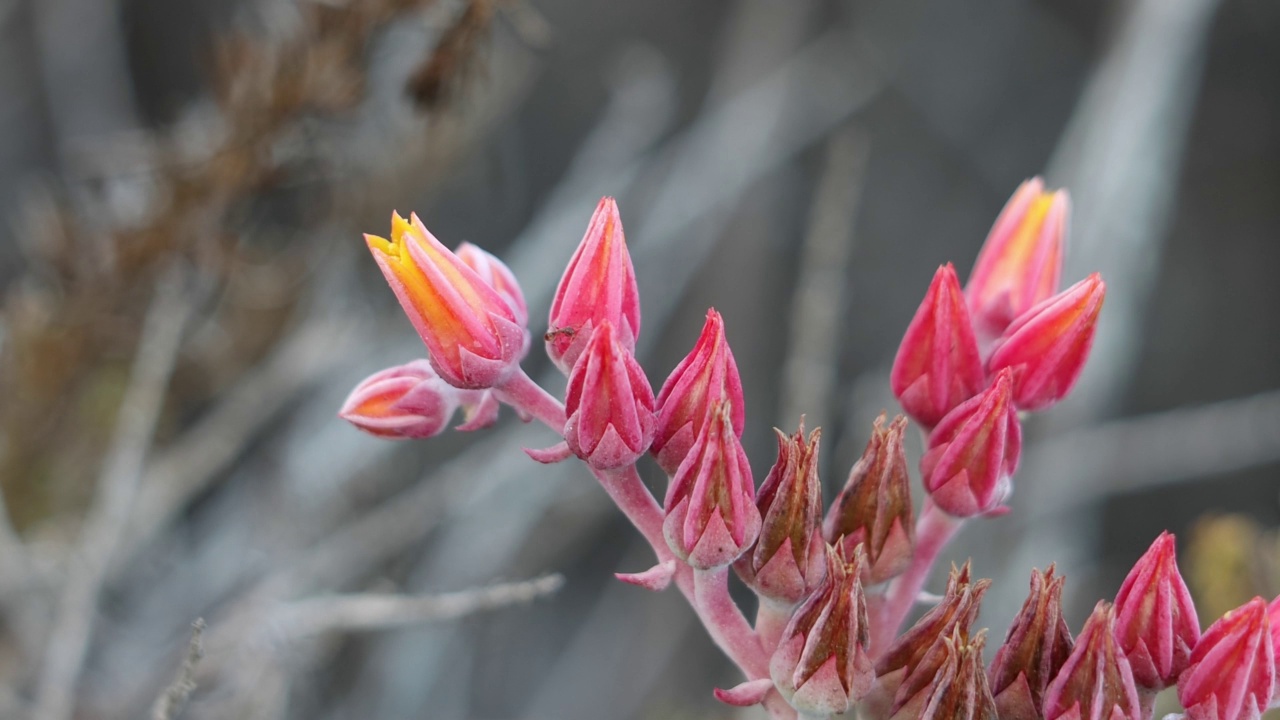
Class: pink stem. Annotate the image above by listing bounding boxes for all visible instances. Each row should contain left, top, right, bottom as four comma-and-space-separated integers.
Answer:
494, 369, 566, 430
871, 499, 962, 657
755, 601, 792, 658
598, 467, 794, 720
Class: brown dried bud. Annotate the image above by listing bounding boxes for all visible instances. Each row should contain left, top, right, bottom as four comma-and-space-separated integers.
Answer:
988, 566, 1074, 720
890, 628, 998, 720
735, 420, 826, 605
824, 413, 915, 585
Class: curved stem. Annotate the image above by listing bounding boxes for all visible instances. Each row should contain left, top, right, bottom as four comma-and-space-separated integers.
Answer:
755, 601, 792, 658
595, 467, 794, 719
494, 368, 566, 430
871, 499, 962, 657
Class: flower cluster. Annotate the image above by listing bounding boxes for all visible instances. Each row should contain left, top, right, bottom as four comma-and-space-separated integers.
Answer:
342, 182, 1277, 720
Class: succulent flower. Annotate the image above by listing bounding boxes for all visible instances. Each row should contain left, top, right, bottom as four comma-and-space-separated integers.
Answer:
1113, 531, 1200, 690
966, 177, 1069, 340
770, 543, 875, 715
546, 197, 641, 374
662, 399, 760, 569
365, 212, 526, 389
988, 566, 1074, 720
1178, 598, 1275, 720
987, 273, 1105, 412
562, 321, 656, 470
736, 420, 826, 606
920, 368, 1022, 518
1043, 601, 1141, 720
824, 413, 915, 585
891, 264, 985, 429
339, 360, 460, 439
889, 627, 997, 720
652, 308, 745, 474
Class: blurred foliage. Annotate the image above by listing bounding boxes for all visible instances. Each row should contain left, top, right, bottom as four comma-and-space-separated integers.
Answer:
1185, 513, 1279, 623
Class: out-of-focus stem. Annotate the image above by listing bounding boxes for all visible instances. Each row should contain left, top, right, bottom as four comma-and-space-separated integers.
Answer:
871, 499, 961, 657
495, 368, 566, 430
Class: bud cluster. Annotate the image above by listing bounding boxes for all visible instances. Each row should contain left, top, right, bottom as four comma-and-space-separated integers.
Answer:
891, 179, 1105, 518
340, 184, 1265, 720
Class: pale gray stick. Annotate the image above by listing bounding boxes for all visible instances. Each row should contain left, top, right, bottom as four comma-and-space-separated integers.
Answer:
34, 267, 194, 720
151, 619, 205, 720
778, 127, 869, 432
276, 574, 564, 637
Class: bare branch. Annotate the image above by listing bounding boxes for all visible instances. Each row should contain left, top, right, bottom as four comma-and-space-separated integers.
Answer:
276, 574, 564, 638
33, 267, 194, 720
778, 127, 869, 431
151, 619, 206, 720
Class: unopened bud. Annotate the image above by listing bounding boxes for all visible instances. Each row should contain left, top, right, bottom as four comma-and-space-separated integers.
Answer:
652, 309, 745, 474
563, 321, 656, 470
1113, 532, 1200, 690
736, 420, 826, 605
987, 273, 1105, 412
966, 178, 1068, 340
663, 400, 760, 569
770, 543, 875, 715
988, 566, 1073, 720
891, 264, 984, 429
920, 368, 1021, 518
824, 414, 915, 585
1043, 601, 1141, 720
547, 197, 641, 374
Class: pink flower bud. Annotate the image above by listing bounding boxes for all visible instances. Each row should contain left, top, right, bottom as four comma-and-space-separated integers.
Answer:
652, 309, 745, 475
735, 420, 826, 606
546, 197, 641, 374
1178, 598, 1275, 720
987, 273, 1105, 411
988, 566, 1074, 720
365, 213, 527, 389
562, 321, 656, 470
966, 178, 1069, 339
770, 544, 875, 715
456, 242, 528, 327
1270, 596, 1280, 697
868, 563, 991, 719
920, 368, 1022, 518
891, 264, 985, 430
1113, 531, 1200, 690
1043, 601, 1141, 720
889, 628, 998, 720
339, 360, 460, 439
662, 400, 760, 569
824, 414, 916, 585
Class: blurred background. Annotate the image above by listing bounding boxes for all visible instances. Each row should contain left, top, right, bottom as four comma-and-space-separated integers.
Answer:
0, 0, 1277, 718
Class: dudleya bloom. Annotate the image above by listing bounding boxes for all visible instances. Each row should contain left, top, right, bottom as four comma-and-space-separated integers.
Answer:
1043, 601, 1141, 720
988, 566, 1074, 720
735, 420, 826, 606
662, 399, 760, 570
652, 308, 745, 475
1178, 598, 1275, 720
920, 368, 1022, 518
365, 212, 527, 389
966, 177, 1069, 341
562, 321, 656, 470
891, 264, 985, 429
546, 197, 641, 374
339, 360, 460, 439
987, 273, 1105, 412
824, 414, 915, 585
1113, 532, 1200, 690
770, 543, 875, 715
